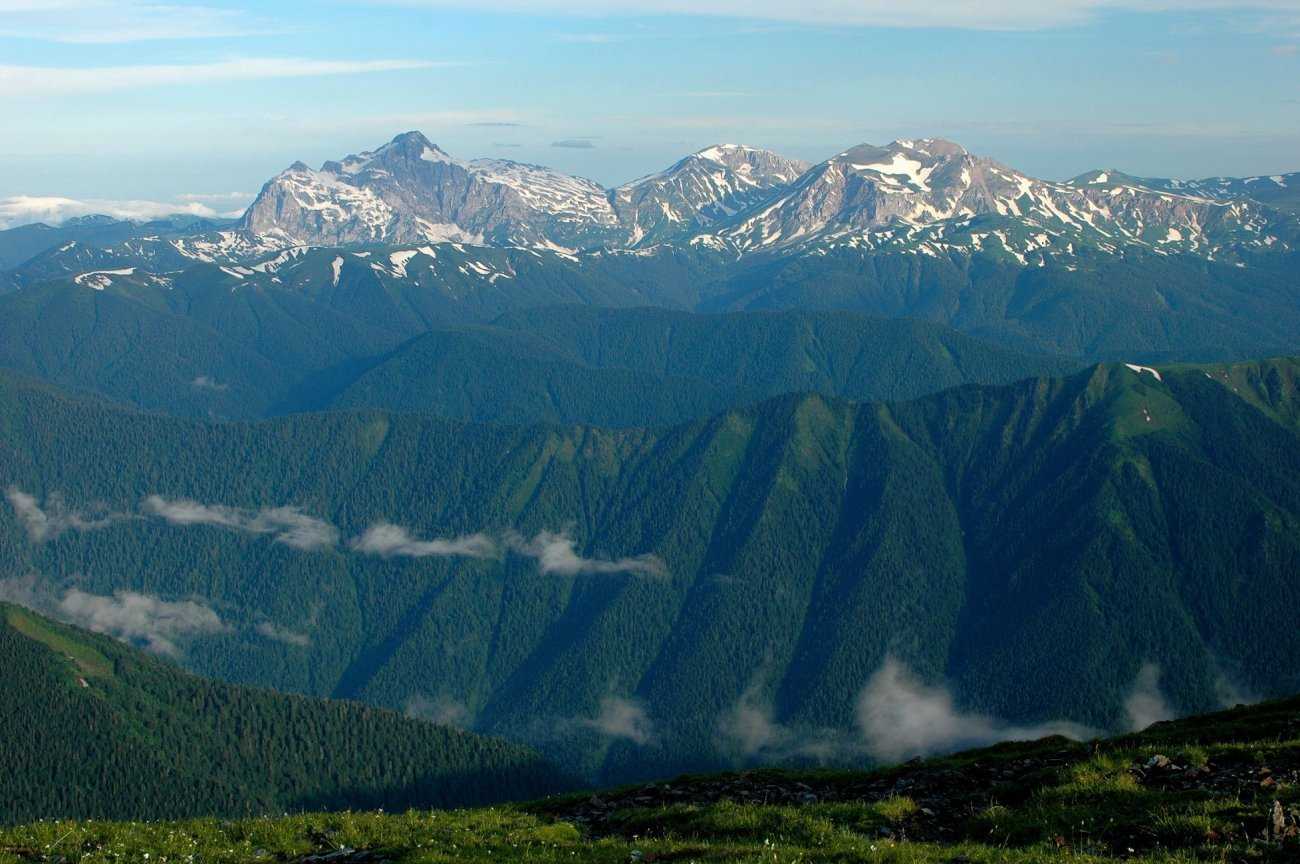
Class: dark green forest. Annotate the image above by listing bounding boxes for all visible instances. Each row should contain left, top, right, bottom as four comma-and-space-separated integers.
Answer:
0, 603, 568, 825
3, 358, 1300, 783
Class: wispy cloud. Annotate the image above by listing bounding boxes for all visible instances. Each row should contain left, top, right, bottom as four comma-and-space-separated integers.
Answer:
552, 138, 598, 149
349, 522, 498, 559
406, 693, 472, 727
375, 1, 1300, 32
5, 487, 120, 543
554, 32, 625, 43
0, 0, 286, 43
0, 195, 222, 229
141, 495, 339, 551
504, 529, 666, 577
580, 696, 655, 744
351, 523, 666, 577
255, 619, 311, 647
0, 58, 449, 97
190, 375, 230, 392
715, 679, 861, 763
1124, 662, 1176, 731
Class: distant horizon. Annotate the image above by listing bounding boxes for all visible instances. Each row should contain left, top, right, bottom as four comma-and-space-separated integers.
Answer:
1, 0, 1298, 228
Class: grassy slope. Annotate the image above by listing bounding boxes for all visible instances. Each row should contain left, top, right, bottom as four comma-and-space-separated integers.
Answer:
0, 603, 570, 824
1, 696, 1297, 863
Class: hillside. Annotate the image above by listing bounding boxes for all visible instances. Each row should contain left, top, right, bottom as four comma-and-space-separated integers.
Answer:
3, 359, 1300, 783
0, 602, 569, 824
0, 280, 1074, 422
307, 307, 1077, 425
2, 695, 1298, 862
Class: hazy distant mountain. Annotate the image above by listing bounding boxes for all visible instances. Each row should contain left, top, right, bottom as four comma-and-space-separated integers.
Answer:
1072, 168, 1300, 217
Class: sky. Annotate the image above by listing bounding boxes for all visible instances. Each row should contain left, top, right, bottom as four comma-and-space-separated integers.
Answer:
1, 0, 1298, 227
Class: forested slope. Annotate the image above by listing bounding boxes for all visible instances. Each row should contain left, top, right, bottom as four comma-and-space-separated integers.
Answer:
0, 602, 568, 824
2, 360, 1299, 782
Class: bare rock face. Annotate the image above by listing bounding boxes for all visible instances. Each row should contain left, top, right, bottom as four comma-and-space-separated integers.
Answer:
611, 144, 810, 246
708, 137, 1290, 261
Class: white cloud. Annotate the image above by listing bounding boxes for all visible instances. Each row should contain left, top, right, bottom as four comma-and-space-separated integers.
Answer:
350, 522, 499, 559
378, 1, 1300, 31
255, 620, 311, 647
141, 495, 339, 551
1124, 662, 1175, 731
0, 57, 448, 97
856, 657, 1096, 762
0, 0, 285, 43
5, 487, 119, 543
191, 375, 230, 392
56, 587, 226, 657
406, 693, 472, 727
0, 196, 221, 230
505, 529, 666, 577
581, 695, 655, 744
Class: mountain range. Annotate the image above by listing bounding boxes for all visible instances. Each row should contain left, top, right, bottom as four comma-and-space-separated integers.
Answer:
4, 131, 1296, 275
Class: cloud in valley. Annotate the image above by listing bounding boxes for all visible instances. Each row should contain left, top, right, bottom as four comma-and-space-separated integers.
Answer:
350, 522, 498, 559
141, 495, 339, 551
715, 680, 862, 763
5, 487, 120, 542
1124, 662, 1175, 731
581, 696, 655, 744
856, 658, 1097, 761
191, 375, 229, 392
255, 620, 311, 647
406, 694, 472, 727
505, 530, 666, 577
56, 588, 226, 656
0, 576, 227, 658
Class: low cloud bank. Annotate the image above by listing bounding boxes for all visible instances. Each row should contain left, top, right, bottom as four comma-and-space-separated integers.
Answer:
350, 522, 497, 559
141, 495, 338, 550
9, 487, 663, 576
717, 659, 1097, 766
856, 658, 1096, 762
5, 487, 119, 542
351, 522, 667, 577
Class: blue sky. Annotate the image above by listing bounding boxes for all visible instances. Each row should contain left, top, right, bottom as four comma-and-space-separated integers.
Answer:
1, 0, 1298, 226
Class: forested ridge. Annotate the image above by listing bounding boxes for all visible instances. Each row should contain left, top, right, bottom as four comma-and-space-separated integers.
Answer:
3, 359, 1300, 782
